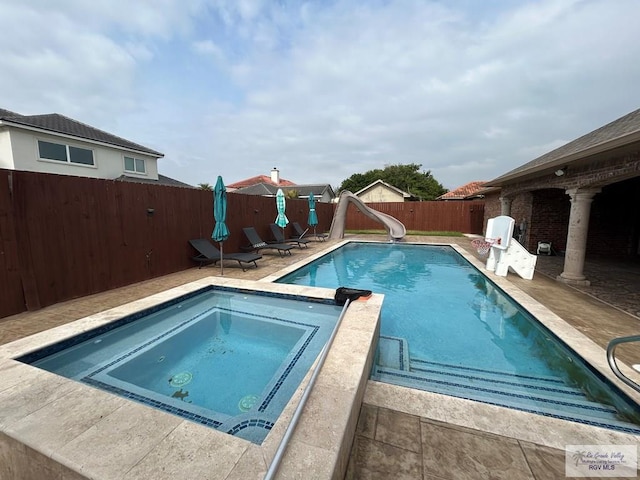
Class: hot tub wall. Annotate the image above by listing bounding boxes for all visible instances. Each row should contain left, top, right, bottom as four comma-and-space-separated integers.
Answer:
266, 295, 383, 480
0, 432, 87, 480
0, 278, 384, 480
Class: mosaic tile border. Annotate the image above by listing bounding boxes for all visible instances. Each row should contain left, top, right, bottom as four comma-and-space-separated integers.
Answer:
375, 367, 640, 435
80, 306, 321, 436
84, 377, 223, 428
410, 358, 566, 384
226, 418, 274, 436
377, 368, 616, 413
16, 284, 337, 364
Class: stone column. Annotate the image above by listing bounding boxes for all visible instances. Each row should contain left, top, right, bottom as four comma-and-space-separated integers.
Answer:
499, 196, 512, 216
557, 188, 600, 286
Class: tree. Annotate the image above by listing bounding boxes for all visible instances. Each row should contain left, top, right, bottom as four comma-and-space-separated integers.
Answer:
338, 163, 447, 201
198, 183, 213, 191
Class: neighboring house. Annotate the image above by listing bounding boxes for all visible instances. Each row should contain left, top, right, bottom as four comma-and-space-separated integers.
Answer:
0, 108, 187, 187
437, 181, 486, 200
484, 106, 640, 286
354, 179, 412, 202
227, 168, 296, 190
230, 168, 335, 202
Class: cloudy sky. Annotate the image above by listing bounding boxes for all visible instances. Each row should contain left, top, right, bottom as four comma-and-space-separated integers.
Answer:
2, 0, 640, 190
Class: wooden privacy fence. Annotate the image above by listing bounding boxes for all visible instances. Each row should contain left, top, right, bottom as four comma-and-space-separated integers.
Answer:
344, 200, 485, 234
0, 169, 483, 319
0, 170, 333, 319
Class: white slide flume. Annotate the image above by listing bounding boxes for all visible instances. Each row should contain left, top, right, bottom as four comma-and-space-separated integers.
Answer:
329, 191, 406, 241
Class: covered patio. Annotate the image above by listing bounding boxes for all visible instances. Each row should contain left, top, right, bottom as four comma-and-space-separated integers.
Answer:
483, 107, 640, 288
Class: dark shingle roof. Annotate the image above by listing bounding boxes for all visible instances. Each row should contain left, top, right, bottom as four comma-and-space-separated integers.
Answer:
0, 109, 163, 157
488, 107, 640, 186
233, 182, 334, 198
233, 183, 277, 195
115, 174, 194, 188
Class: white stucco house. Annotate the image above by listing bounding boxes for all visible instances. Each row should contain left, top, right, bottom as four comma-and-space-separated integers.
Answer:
0, 108, 190, 187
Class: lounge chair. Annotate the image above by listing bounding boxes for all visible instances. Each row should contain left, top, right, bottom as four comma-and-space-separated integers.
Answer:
242, 227, 294, 256
292, 221, 328, 241
269, 223, 312, 249
189, 239, 262, 271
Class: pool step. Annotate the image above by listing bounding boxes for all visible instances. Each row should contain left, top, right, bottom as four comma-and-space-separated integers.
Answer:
410, 358, 583, 401
377, 336, 410, 371
371, 360, 640, 434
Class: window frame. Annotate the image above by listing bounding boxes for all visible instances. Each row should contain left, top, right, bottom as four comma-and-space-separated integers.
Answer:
123, 155, 147, 175
37, 139, 95, 167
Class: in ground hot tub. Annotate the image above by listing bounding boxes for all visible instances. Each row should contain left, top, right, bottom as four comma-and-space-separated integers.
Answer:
18, 285, 343, 444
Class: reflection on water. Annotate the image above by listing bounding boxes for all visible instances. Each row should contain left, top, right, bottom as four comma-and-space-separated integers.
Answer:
330, 243, 431, 292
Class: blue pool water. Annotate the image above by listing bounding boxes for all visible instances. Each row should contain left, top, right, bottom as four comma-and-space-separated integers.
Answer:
277, 242, 640, 433
18, 286, 343, 444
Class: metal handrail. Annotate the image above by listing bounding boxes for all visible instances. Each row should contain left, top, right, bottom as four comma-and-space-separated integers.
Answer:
263, 297, 353, 480
606, 335, 640, 394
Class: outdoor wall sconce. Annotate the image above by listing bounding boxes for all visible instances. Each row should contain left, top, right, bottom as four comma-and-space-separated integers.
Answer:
147, 208, 155, 215
554, 167, 567, 177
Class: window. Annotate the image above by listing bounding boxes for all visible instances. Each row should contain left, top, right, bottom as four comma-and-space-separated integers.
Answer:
124, 156, 146, 174
38, 140, 94, 166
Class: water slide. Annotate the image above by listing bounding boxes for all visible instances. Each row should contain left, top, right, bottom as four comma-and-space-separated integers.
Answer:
329, 191, 406, 241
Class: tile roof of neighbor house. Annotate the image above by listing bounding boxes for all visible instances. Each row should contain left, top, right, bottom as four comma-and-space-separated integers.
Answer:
227, 175, 296, 189
233, 183, 334, 198
487, 107, 640, 186
115, 174, 195, 188
0, 108, 163, 157
437, 181, 487, 200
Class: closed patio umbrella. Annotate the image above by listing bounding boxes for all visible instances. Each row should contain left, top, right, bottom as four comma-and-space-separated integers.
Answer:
212, 176, 230, 275
275, 188, 289, 234
308, 192, 318, 238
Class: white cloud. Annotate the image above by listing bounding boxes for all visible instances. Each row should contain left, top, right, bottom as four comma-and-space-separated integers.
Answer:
2, 0, 640, 191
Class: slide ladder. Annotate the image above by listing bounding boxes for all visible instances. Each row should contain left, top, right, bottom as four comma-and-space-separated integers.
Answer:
484, 216, 537, 280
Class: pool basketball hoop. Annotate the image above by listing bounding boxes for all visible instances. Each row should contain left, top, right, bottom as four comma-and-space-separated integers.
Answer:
471, 238, 500, 256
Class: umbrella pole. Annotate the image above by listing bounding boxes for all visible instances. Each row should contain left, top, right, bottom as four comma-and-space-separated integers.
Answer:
219, 242, 224, 276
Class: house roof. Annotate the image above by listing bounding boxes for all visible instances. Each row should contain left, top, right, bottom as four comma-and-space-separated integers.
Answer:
353, 179, 412, 198
0, 108, 163, 157
227, 175, 296, 189
436, 181, 486, 200
233, 182, 334, 198
487, 107, 640, 186
115, 174, 195, 188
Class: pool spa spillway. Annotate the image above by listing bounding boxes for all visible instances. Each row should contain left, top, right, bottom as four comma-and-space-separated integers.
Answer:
277, 241, 640, 435
17, 285, 344, 444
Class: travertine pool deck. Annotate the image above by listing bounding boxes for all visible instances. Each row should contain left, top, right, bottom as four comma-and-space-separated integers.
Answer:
1, 235, 639, 479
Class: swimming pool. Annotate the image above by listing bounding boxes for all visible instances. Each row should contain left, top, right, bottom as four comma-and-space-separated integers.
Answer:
277, 241, 640, 434
17, 285, 344, 444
